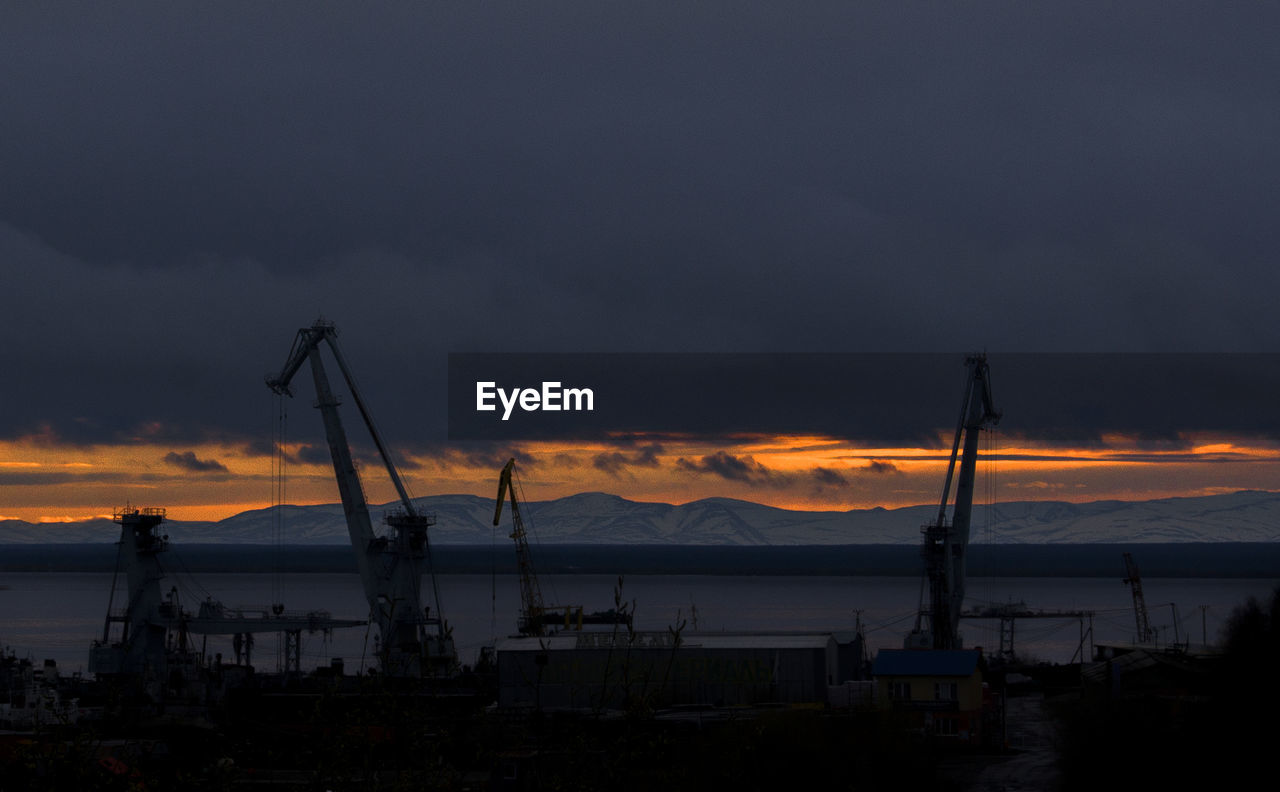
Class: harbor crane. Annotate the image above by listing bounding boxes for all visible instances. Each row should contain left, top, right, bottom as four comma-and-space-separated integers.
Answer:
493, 457, 631, 636
1122, 552, 1155, 644
494, 458, 550, 636
267, 319, 456, 677
908, 353, 1001, 650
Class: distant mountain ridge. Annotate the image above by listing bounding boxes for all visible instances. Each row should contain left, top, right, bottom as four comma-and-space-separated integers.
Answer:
4, 490, 1279, 546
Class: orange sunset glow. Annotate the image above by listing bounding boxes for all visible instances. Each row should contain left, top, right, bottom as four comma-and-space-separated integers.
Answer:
3, 431, 1279, 524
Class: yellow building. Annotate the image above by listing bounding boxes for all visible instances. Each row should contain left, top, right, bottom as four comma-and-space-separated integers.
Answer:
873, 649, 989, 742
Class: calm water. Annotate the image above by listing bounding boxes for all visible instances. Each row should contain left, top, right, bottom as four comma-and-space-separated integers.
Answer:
1, 571, 1274, 674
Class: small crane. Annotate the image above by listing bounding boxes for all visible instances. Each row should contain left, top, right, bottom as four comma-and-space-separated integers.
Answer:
494, 458, 550, 636
1122, 552, 1154, 644
493, 458, 630, 636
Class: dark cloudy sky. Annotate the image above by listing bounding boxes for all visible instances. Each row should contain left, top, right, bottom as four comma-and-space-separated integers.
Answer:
3, 3, 1279, 520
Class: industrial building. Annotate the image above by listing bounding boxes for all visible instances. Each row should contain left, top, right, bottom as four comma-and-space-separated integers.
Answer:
496, 631, 866, 711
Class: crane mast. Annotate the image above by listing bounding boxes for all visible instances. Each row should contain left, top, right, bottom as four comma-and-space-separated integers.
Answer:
266, 319, 455, 677
494, 458, 548, 636
909, 353, 1001, 650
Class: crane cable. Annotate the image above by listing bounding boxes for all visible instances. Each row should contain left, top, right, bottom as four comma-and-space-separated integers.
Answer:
490, 503, 497, 645
271, 392, 288, 613
981, 422, 997, 603
272, 392, 288, 670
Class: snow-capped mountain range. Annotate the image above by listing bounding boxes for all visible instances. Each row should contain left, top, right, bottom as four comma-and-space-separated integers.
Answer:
4, 490, 1279, 546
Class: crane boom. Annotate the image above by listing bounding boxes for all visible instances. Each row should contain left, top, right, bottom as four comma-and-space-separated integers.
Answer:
266, 318, 455, 677
267, 320, 417, 515
909, 353, 1001, 650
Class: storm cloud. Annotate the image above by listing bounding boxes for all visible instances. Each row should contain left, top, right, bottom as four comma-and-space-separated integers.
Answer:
3, 3, 1279, 457
866, 461, 899, 476
163, 451, 229, 474
593, 444, 664, 477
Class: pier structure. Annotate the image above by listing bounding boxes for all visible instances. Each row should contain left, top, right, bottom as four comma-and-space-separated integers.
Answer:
961, 602, 1096, 662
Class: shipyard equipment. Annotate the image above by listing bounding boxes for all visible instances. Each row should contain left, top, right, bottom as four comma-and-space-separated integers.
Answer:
90, 507, 175, 680
90, 505, 361, 696
907, 354, 1001, 650
493, 458, 630, 636
494, 458, 549, 636
267, 319, 456, 677
1122, 552, 1155, 644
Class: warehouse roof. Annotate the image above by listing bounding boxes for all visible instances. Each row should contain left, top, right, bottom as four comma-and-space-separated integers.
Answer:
496, 631, 838, 653
872, 649, 982, 677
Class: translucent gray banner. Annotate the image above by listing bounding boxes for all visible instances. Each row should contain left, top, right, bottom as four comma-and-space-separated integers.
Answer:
448, 353, 1280, 444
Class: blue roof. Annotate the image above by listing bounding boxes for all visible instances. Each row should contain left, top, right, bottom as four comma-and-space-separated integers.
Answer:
872, 649, 982, 677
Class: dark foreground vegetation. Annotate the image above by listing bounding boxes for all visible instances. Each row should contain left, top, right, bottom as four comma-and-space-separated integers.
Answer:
5, 692, 992, 792
1054, 583, 1280, 789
